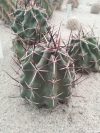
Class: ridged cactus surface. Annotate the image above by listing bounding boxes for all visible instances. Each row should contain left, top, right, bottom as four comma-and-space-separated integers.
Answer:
20, 38, 75, 108
68, 31, 100, 73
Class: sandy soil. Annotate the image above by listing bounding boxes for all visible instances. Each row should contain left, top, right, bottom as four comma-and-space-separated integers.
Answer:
0, 0, 100, 133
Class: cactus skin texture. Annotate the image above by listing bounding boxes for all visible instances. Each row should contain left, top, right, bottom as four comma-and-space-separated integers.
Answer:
0, 0, 15, 23
20, 38, 75, 109
68, 31, 100, 73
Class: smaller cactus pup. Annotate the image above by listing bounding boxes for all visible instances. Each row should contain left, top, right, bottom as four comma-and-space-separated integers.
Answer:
19, 31, 76, 109
68, 29, 100, 73
12, 6, 49, 59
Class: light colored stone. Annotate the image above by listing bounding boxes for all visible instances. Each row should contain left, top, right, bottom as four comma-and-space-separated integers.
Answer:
90, 3, 100, 14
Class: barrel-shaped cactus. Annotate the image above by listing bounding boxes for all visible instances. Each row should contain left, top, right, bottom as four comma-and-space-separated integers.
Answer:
12, 7, 49, 59
68, 31, 100, 73
19, 35, 75, 109
12, 7, 48, 40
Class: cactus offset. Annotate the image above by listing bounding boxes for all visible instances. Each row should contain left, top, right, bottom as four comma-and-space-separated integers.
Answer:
19, 33, 75, 109
68, 30, 100, 73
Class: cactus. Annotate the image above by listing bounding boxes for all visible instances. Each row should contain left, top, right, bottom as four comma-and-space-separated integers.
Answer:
12, 7, 49, 59
19, 33, 76, 109
68, 30, 100, 73
66, 17, 80, 31
0, 0, 15, 23
90, 3, 100, 14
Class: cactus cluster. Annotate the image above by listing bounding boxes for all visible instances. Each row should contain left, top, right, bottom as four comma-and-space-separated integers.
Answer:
19, 33, 75, 108
10, 0, 100, 110
68, 30, 100, 73
11, 1, 76, 109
